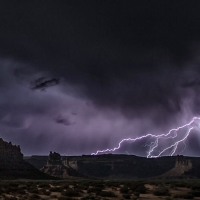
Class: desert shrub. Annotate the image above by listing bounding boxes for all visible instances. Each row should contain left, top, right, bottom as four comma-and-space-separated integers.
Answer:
29, 193, 41, 199
18, 189, 26, 195
50, 181, 59, 186
4, 197, 18, 200
0, 188, 3, 195
79, 181, 90, 186
50, 194, 58, 198
174, 181, 187, 188
87, 187, 102, 193
71, 184, 87, 191
30, 182, 38, 186
184, 182, 192, 188
58, 197, 68, 200
43, 190, 51, 195
173, 193, 194, 199
186, 194, 194, 199
135, 185, 147, 194
14, 186, 22, 192
39, 188, 46, 193
78, 185, 88, 190
191, 184, 200, 190
122, 194, 131, 199
81, 195, 97, 200
3, 187, 11, 193
78, 189, 84, 194
93, 183, 105, 188
130, 183, 147, 194
120, 186, 129, 194
133, 192, 140, 197
96, 191, 116, 197
62, 188, 80, 197
58, 196, 75, 200
105, 181, 120, 188
8, 183, 19, 187
50, 186, 63, 192
170, 184, 176, 189
188, 191, 200, 197
61, 184, 69, 189
26, 182, 33, 187
147, 180, 163, 186
38, 183, 50, 189
153, 186, 169, 196
18, 184, 27, 190
29, 188, 39, 194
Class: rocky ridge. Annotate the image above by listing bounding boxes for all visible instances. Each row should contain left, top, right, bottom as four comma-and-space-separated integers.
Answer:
26, 154, 200, 179
40, 151, 80, 179
0, 137, 54, 179
162, 155, 193, 177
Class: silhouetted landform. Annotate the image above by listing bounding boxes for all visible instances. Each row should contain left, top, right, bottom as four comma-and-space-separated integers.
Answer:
40, 151, 81, 179
25, 154, 200, 179
0, 138, 55, 179
24, 154, 174, 179
48, 151, 62, 165
162, 155, 192, 177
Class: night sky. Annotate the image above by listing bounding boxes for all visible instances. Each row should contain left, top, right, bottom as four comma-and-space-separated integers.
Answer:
1, 1, 200, 156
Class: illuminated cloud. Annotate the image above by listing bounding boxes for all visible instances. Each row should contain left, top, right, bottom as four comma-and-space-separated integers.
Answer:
0, 1, 200, 156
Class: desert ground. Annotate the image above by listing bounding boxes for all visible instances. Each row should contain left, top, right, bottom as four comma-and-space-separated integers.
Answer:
1, 178, 200, 200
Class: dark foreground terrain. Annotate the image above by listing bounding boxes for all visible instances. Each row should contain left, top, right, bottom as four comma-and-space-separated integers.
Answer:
1, 179, 200, 200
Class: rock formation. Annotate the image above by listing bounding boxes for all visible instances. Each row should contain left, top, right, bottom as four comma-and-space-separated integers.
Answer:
25, 153, 200, 179
0, 137, 54, 179
30, 154, 177, 179
40, 152, 82, 179
0, 138, 23, 162
162, 155, 193, 177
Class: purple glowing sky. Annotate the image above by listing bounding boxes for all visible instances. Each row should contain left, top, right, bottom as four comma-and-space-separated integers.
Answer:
1, 1, 200, 156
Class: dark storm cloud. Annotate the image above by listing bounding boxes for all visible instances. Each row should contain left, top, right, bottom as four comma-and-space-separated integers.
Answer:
181, 80, 200, 88
30, 77, 60, 91
0, 0, 199, 116
0, 59, 199, 156
54, 115, 76, 126
0, 1, 200, 155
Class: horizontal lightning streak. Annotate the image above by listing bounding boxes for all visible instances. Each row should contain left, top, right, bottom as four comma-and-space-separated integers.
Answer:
150, 127, 193, 158
91, 117, 199, 157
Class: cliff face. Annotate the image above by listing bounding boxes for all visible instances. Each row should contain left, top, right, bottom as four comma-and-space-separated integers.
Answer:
175, 156, 192, 174
27, 154, 177, 179
183, 157, 200, 177
162, 155, 193, 177
40, 152, 69, 179
0, 137, 54, 179
0, 138, 23, 162
26, 154, 200, 179
65, 155, 176, 179
40, 152, 83, 179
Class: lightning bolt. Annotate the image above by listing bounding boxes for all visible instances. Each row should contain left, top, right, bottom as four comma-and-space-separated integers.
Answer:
91, 117, 199, 157
180, 140, 187, 154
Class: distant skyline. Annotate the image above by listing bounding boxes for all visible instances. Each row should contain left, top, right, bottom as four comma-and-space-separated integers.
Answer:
1, 1, 200, 156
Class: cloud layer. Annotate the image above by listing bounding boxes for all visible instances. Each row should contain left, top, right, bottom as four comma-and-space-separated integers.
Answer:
1, 1, 200, 156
